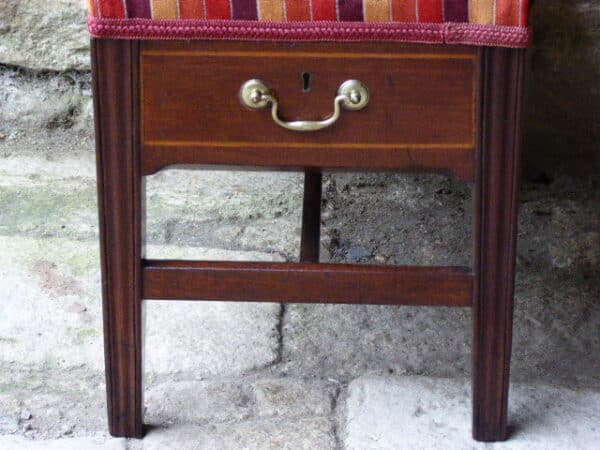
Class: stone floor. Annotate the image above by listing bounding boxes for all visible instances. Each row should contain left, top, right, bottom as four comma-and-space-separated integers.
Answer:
0, 132, 599, 448
1, 376, 599, 449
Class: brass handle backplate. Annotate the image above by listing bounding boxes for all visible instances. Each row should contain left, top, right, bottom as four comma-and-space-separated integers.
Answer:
239, 79, 370, 132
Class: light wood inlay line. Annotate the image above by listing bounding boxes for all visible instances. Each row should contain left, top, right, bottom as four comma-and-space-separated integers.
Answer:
144, 141, 476, 149
141, 50, 478, 60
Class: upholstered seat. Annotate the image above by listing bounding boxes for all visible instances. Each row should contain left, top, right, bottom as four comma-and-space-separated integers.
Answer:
87, 0, 531, 47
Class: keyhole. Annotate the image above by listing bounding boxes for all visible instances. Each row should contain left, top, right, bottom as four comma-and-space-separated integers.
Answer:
302, 72, 312, 92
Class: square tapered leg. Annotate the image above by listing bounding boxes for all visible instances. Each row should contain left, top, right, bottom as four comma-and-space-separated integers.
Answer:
472, 47, 526, 442
92, 39, 144, 438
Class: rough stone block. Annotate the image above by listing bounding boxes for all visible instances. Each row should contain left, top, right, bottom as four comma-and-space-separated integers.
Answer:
144, 377, 337, 426
344, 376, 600, 449
145, 169, 303, 259
0, 435, 127, 449
282, 303, 471, 379
253, 378, 337, 418
0, 0, 90, 71
135, 419, 335, 450
145, 380, 254, 426
144, 300, 281, 376
0, 235, 284, 377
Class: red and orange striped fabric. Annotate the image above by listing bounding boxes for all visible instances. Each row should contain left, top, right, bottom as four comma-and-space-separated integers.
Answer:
87, 0, 532, 47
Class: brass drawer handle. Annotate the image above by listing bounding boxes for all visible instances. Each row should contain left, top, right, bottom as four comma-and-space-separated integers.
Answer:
239, 79, 370, 132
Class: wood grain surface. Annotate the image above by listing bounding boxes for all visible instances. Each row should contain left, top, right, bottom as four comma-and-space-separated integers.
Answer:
472, 47, 526, 442
92, 39, 144, 438
142, 260, 473, 306
140, 41, 479, 179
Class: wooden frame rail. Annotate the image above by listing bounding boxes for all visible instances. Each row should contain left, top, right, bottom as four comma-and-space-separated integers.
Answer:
142, 260, 473, 307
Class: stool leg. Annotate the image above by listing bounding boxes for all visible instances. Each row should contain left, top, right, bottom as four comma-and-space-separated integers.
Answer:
472, 48, 526, 441
92, 39, 144, 438
300, 170, 322, 263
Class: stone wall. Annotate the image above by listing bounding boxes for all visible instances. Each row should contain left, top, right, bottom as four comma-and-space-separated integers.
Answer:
1, 1, 599, 176
525, 1, 600, 177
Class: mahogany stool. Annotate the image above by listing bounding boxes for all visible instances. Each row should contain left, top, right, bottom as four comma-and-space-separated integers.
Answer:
88, 0, 531, 442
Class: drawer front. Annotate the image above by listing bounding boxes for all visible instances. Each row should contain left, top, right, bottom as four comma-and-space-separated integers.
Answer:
140, 41, 479, 178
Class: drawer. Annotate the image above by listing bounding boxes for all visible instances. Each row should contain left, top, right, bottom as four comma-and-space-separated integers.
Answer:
140, 41, 479, 180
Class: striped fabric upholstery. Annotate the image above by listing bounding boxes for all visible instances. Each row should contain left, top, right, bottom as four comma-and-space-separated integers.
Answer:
87, 0, 531, 47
